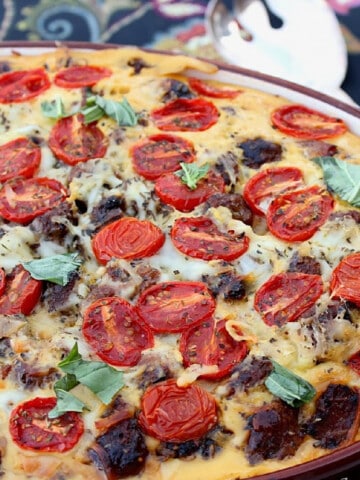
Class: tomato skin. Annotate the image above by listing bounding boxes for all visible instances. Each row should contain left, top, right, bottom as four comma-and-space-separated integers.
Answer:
54, 65, 112, 88
0, 265, 42, 315
0, 68, 50, 103
0, 268, 5, 296
130, 133, 196, 180
0, 137, 41, 182
155, 170, 225, 212
243, 166, 304, 216
9, 397, 84, 452
188, 77, 241, 98
82, 296, 154, 367
92, 217, 165, 264
254, 272, 323, 327
180, 318, 248, 380
330, 253, 360, 306
136, 281, 216, 333
348, 350, 360, 376
0, 177, 67, 224
48, 114, 107, 166
271, 104, 348, 140
138, 379, 218, 443
171, 216, 250, 261
267, 185, 334, 242
151, 98, 219, 132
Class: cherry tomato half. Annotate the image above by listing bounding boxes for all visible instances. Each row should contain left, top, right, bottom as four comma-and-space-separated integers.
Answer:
0, 68, 50, 103
267, 185, 334, 242
180, 318, 248, 380
271, 104, 348, 140
348, 350, 360, 376
92, 217, 165, 264
130, 133, 196, 180
188, 77, 241, 98
155, 169, 225, 212
0, 137, 41, 183
151, 98, 219, 132
171, 216, 250, 261
54, 65, 112, 88
138, 379, 218, 443
0, 268, 5, 296
82, 296, 154, 366
330, 253, 360, 306
254, 272, 323, 327
0, 177, 67, 224
0, 265, 42, 315
9, 397, 84, 452
48, 114, 108, 166
243, 166, 304, 216
136, 281, 216, 333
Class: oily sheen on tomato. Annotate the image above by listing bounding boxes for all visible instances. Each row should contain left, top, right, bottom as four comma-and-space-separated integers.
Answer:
180, 318, 248, 380
54, 65, 112, 88
0, 177, 67, 224
138, 379, 218, 443
151, 98, 219, 132
267, 185, 334, 242
48, 114, 108, 165
136, 281, 216, 333
171, 216, 249, 261
330, 252, 360, 306
0, 265, 42, 316
188, 77, 241, 98
92, 217, 165, 264
243, 166, 304, 216
271, 104, 348, 140
155, 170, 225, 212
254, 272, 323, 327
0, 68, 50, 103
130, 133, 196, 180
0, 137, 41, 183
9, 397, 84, 452
82, 296, 154, 367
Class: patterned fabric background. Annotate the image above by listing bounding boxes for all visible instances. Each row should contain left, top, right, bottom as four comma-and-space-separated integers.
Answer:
0, 1, 359, 103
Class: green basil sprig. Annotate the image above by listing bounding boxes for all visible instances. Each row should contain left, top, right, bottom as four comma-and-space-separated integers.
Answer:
313, 156, 360, 207
49, 343, 124, 418
81, 95, 138, 126
41, 97, 69, 119
22, 253, 82, 286
175, 162, 210, 190
265, 360, 316, 407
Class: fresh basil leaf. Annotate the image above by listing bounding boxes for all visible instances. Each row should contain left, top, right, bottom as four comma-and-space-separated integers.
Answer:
54, 373, 79, 392
95, 96, 138, 126
80, 98, 105, 124
48, 389, 86, 419
22, 253, 82, 286
313, 156, 360, 207
265, 360, 316, 407
41, 97, 67, 119
58, 342, 82, 367
175, 162, 210, 190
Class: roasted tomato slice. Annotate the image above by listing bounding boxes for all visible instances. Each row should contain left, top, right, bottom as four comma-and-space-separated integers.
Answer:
0, 137, 41, 183
330, 253, 360, 306
271, 104, 348, 140
348, 350, 360, 376
254, 272, 323, 327
155, 169, 225, 212
180, 318, 248, 380
267, 185, 334, 242
48, 114, 108, 165
0, 68, 50, 103
92, 217, 165, 264
82, 296, 154, 367
0, 268, 5, 296
151, 98, 219, 132
136, 281, 216, 333
0, 177, 67, 224
243, 166, 304, 216
0, 265, 42, 315
188, 77, 241, 98
9, 397, 84, 452
54, 65, 112, 88
171, 216, 249, 261
138, 379, 218, 443
130, 133, 196, 180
